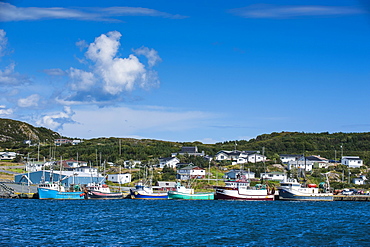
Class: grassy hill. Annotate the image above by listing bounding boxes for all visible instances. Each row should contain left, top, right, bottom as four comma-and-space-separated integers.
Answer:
0, 118, 61, 149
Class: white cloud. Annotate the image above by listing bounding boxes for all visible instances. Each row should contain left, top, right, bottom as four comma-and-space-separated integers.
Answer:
0, 3, 186, 22
67, 68, 95, 91
36, 106, 75, 130
134, 46, 162, 68
229, 4, 367, 19
0, 63, 29, 85
0, 105, 13, 116
65, 31, 160, 98
18, 94, 40, 108
0, 29, 7, 57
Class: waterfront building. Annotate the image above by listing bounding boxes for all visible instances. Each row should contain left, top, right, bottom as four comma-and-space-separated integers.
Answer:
14, 170, 105, 186
107, 173, 132, 184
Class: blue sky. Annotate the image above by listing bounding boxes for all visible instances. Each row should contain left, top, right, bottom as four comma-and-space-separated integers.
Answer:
0, 0, 369, 143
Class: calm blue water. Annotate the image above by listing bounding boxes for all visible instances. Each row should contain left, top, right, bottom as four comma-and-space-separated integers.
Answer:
1, 199, 369, 246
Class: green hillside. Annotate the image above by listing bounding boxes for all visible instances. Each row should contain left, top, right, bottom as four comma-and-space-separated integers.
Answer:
0, 118, 61, 148
1, 118, 370, 165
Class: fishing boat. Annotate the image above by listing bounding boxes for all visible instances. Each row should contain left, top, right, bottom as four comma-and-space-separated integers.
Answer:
214, 179, 275, 201
168, 183, 214, 200
130, 183, 168, 199
85, 183, 123, 199
38, 182, 86, 200
278, 178, 333, 201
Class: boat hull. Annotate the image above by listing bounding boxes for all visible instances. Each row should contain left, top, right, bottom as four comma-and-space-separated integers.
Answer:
130, 189, 168, 199
87, 190, 123, 199
278, 188, 333, 201
168, 191, 214, 200
215, 188, 274, 201
38, 188, 85, 200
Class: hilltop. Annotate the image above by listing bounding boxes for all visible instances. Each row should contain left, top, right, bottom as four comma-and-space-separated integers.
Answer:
0, 118, 61, 148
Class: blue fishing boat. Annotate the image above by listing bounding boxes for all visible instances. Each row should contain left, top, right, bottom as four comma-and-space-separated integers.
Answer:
38, 182, 86, 200
278, 178, 333, 201
130, 183, 168, 199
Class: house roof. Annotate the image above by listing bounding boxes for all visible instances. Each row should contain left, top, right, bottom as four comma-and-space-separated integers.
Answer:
180, 165, 204, 170
304, 155, 328, 162
160, 157, 178, 162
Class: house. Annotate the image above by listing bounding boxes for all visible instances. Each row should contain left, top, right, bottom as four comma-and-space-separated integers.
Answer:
287, 155, 329, 172
224, 169, 255, 180
0, 152, 17, 160
25, 161, 46, 172
176, 165, 205, 180
260, 172, 287, 181
279, 154, 303, 164
158, 157, 180, 169
156, 181, 176, 191
341, 156, 363, 168
215, 150, 266, 164
74, 166, 98, 176
107, 173, 132, 184
71, 140, 82, 145
54, 139, 72, 146
123, 160, 142, 168
171, 146, 205, 157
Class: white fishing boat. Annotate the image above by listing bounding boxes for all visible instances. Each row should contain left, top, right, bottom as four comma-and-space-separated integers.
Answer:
214, 179, 275, 201
168, 183, 214, 200
278, 178, 333, 201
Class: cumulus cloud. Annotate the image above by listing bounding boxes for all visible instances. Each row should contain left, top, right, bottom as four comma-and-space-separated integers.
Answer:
0, 29, 7, 57
229, 4, 367, 19
67, 68, 96, 91
0, 63, 30, 85
134, 46, 162, 68
64, 31, 160, 101
36, 106, 75, 130
0, 2, 186, 22
18, 94, 40, 107
0, 105, 13, 116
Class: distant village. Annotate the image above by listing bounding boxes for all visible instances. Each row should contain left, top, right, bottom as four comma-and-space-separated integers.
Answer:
1, 138, 367, 189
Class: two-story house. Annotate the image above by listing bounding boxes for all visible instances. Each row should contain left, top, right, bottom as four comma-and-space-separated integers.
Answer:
176, 165, 205, 180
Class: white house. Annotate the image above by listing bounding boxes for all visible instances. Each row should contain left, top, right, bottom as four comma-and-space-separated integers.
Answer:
287, 155, 329, 172
0, 152, 17, 160
107, 173, 132, 184
341, 156, 363, 168
260, 172, 287, 181
74, 166, 99, 176
279, 154, 303, 164
177, 165, 205, 180
215, 150, 266, 164
123, 160, 142, 168
158, 157, 180, 169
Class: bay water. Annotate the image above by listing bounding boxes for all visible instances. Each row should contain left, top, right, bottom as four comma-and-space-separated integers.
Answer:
1, 199, 369, 246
